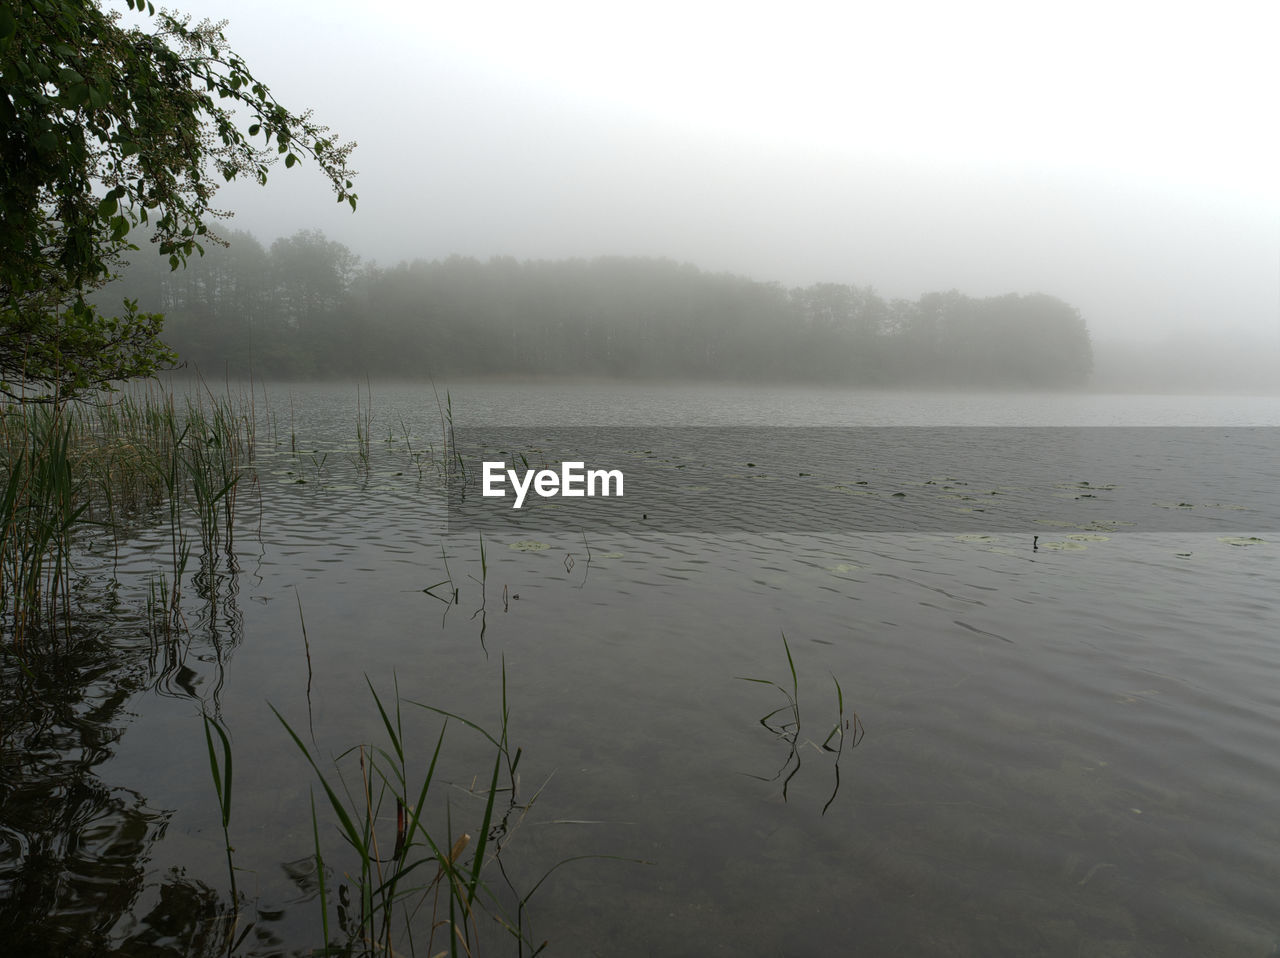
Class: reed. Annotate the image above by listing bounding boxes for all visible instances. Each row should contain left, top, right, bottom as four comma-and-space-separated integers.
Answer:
182, 395, 243, 559
202, 711, 239, 906
354, 378, 373, 472
0, 403, 88, 647
398, 415, 436, 483
738, 631, 803, 799
3, 383, 644, 955
271, 664, 554, 957
1, 383, 259, 651
738, 632, 863, 811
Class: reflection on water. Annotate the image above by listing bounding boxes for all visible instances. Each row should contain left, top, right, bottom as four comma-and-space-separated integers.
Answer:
0, 626, 167, 957
4, 384, 1280, 956
0, 526, 248, 955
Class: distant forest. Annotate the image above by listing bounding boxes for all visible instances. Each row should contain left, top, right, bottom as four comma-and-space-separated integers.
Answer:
98, 229, 1094, 387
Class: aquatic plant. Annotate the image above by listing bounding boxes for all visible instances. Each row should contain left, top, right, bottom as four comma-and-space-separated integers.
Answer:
738, 632, 863, 813
353, 378, 373, 473
0, 404, 86, 647
202, 712, 239, 906
398, 414, 432, 482
181, 388, 250, 560
271, 668, 551, 957
1, 383, 263, 649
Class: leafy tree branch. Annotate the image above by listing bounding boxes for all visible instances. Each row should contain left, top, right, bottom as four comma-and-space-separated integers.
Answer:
0, 0, 357, 400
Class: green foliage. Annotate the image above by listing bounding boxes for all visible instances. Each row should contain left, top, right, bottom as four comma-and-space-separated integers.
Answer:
0, 404, 88, 644
1, 385, 256, 648
271, 668, 544, 956
201, 711, 238, 904
0, 0, 357, 400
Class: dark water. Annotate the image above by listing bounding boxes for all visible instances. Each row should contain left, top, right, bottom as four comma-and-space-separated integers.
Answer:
4, 384, 1280, 956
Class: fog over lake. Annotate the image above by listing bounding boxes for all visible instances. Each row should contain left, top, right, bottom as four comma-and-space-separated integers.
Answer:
109, 0, 1280, 385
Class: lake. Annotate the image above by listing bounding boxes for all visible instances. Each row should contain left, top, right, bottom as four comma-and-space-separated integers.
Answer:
3, 382, 1279, 957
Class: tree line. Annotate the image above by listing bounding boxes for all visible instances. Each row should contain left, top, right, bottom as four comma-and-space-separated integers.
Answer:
98, 228, 1094, 387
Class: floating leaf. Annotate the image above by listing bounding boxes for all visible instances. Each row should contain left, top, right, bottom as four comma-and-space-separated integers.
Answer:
509, 540, 550, 552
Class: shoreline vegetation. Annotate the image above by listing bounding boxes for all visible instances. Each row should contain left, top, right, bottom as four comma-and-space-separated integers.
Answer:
0, 385, 263, 646
0, 383, 607, 956
97, 228, 1095, 389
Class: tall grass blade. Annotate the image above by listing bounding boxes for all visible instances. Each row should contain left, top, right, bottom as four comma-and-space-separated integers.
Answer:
202, 712, 238, 904
310, 788, 332, 954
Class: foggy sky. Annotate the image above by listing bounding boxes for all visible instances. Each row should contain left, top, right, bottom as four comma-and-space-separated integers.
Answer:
136, 0, 1280, 345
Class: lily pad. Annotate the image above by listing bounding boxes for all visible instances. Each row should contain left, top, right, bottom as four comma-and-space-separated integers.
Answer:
509, 540, 551, 552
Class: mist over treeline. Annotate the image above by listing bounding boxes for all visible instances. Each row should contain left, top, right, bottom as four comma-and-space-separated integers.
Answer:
99, 229, 1094, 387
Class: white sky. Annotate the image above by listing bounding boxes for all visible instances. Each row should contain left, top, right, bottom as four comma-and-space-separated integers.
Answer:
141, 0, 1280, 342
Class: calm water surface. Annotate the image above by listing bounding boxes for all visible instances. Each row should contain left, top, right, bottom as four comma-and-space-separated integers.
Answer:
4, 384, 1280, 957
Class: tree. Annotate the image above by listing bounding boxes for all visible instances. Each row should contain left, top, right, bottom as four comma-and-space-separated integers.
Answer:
0, 0, 357, 400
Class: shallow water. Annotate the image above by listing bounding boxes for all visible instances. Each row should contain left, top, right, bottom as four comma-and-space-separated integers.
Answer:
3, 384, 1280, 956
